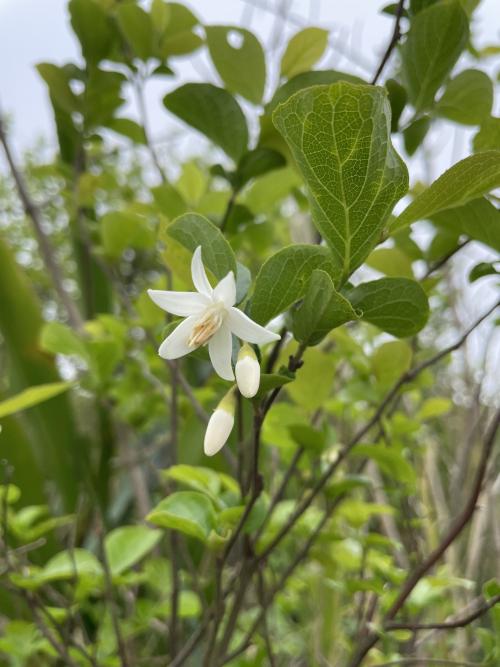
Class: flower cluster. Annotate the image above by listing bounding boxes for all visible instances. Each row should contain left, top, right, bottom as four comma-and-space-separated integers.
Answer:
148, 246, 280, 456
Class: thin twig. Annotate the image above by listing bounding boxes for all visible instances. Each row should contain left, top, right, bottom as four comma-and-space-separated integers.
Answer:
371, 0, 406, 85
0, 111, 84, 330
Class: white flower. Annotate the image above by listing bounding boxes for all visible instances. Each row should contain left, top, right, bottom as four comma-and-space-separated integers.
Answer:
148, 246, 280, 381
235, 343, 260, 398
204, 388, 236, 456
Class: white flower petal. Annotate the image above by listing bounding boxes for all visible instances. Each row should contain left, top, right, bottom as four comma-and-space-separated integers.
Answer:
208, 325, 235, 380
148, 289, 208, 317
213, 271, 236, 308
191, 246, 213, 297
226, 307, 281, 344
158, 315, 199, 359
204, 408, 234, 456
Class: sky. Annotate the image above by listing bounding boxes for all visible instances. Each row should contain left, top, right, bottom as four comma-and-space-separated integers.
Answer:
0, 0, 499, 396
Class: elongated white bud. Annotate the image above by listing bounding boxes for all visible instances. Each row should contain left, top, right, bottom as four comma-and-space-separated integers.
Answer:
204, 388, 236, 457
235, 343, 260, 398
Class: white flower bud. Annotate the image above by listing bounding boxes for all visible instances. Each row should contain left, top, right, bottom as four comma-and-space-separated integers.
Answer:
235, 344, 260, 398
204, 389, 236, 456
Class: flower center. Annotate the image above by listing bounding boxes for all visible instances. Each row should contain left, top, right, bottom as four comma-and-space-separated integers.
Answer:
188, 303, 225, 347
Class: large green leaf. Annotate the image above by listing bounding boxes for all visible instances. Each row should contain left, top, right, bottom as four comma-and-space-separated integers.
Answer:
206, 26, 266, 104
347, 278, 429, 338
105, 526, 162, 576
292, 270, 359, 346
165, 213, 236, 280
163, 83, 248, 161
273, 82, 408, 281
250, 245, 340, 325
267, 70, 364, 115
146, 492, 217, 542
430, 197, 500, 252
400, 0, 469, 111
280, 28, 329, 79
393, 151, 500, 231
435, 69, 493, 126
0, 383, 73, 420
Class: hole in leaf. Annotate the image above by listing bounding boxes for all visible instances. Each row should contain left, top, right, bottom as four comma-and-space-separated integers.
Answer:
227, 30, 244, 49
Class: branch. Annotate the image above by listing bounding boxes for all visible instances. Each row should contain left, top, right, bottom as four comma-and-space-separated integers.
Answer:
0, 112, 84, 331
386, 594, 500, 631
347, 407, 500, 667
371, 0, 406, 85
257, 298, 500, 563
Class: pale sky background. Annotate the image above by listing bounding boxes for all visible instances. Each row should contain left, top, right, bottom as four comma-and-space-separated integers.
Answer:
0, 0, 499, 398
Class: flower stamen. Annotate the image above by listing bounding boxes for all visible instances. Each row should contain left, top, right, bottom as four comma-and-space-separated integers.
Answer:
187, 304, 225, 347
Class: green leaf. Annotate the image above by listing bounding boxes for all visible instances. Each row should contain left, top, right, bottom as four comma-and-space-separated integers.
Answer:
436, 69, 493, 125
105, 526, 162, 576
348, 278, 429, 338
36, 64, 79, 114
366, 247, 414, 278
372, 341, 413, 386
267, 69, 364, 115
293, 270, 359, 346
474, 117, 500, 152
206, 26, 266, 104
146, 492, 217, 542
165, 213, 236, 280
386, 78, 407, 132
280, 27, 329, 79
152, 183, 187, 219
42, 549, 103, 583
469, 261, 500, 283
393, 151, 500, 231
0, 383, 73, 420
101, 210, 155, 258
104, 118, 147, 145
116, 3, 154, 60
40, 322, 88, 359
234, 148, 286, 189
401, 0, 469, 111
254, 372, 294, 399
250, 245, 340, 325
403, 116, 431, 156
159, 3, 202, 57
288, 423, 326, 452
430, 197, 500, 253
164, 83, 248, 161
69, 0, 115, 65
351, 444, 416, 485
273, 82, 408, 281
417, 397, 452, 420
162, 465, 222, 502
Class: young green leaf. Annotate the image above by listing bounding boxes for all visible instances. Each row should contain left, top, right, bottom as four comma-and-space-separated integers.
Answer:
366, 247, 414, 278
105, 526, 162, 576
280, 27, 329, 79
273, 82, 408, 281
146, 492, 217, 542
205, 26, 266, 104
101, 211, 155, 258
372, 340, 413, 386
69, 0, 115, 65
392, 151, 500, 231
436, 69, 493, 125
401, 0, 469, 111
158, 3, 202, 57
163, 83, 248, 161
347, 277, 429, 338
292, 270, 359, 346
116, 3, 154, 60
474, 117, 500, 152
250, 245, 340, 325
165, 213, 237, 279
0, 383, 73, 420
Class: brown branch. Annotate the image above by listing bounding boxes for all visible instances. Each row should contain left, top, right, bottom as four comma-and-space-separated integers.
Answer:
423, 240, 471, 280
0, 112, 84, 331
386, 594, 500, 631
371, 0, 406, 85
